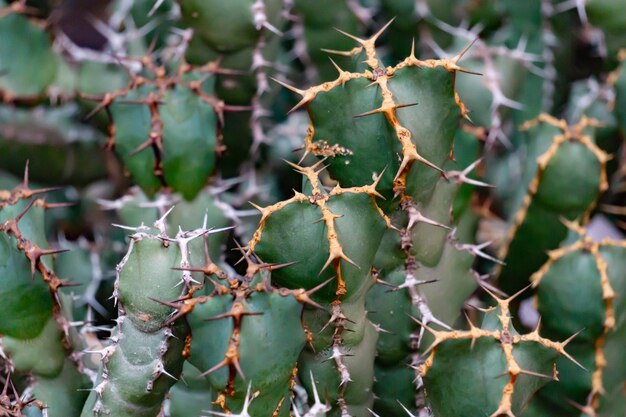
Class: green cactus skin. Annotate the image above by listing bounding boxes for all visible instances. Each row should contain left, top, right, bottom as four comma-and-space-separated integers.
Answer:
613, 52, 626, 137
292, 33, 466, 205
0, 4, 57, 100
292, 0, 364, 82
266, 23, 488, 415
79, 220, 206, 417
83, 59, 223, 200
0, 180, 89, 417
0, 105, 108, 186
179, 0, 286, 177
100, 186, 234, 264
178, 0, 283, 54
378, 0, 463, 62
496, 115, 610, 297
529, 225, 626, 416
248, 162, 390, 415
420, 289, 581, 417
3, 3, 626, 417
186, 281, 307, 416
156, 235, 315, 416
366, 180, 482, 415
565, 77, 622, 179
168, 362, 214, 417
586, 0, 626, 59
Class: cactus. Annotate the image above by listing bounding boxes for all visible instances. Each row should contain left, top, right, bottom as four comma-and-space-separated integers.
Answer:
496, 115, 610, 296
81, 59, 226, 200
527, 222, 626, 416
2, 2, 626, 417
0, 1, 57, 100
420, 288, 580, 417
79, 216, 207, 417
178, 249, 312, 416
248, 162, 389, 415
0, 175, 89, 417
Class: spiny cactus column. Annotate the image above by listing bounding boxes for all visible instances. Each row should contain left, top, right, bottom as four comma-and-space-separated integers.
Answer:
164, 241, 317, 416
266, 20, 491, 415
247, 161, 390, 415
178, 0, 286, 174
528, 222, 626, 416
81, 56, 231, 200
79, 214, 209, 417
0, 1, 59, 101
366, 216, 483, 416
98, 184, 236, 264
419, 288, 582, 417
0, 173, 88, 417
497, 114, 610, 296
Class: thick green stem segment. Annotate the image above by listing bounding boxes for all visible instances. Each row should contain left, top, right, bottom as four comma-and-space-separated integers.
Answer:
1, 188, 89, 417
265, 22, 473, 414
250, 164, 388, 414
497, 115, 609, 296
421, 291, 579, 417
530, 229, 626, 415
82, 59, 221, 200
169, 363, 214, 417
80, 226, 203, 417
0, 8, 58, 99
187, 286, 306, 416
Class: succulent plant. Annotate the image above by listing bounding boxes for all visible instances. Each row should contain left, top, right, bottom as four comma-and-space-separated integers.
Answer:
1, 1, 626, 416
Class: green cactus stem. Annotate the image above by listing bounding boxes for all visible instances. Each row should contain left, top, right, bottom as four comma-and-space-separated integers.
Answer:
420, 288, 582, 417
79, 213, 212, 417
496, 114, 610, 296
530, 221, 626, 415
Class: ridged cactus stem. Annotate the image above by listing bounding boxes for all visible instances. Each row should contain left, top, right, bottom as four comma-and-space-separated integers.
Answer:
530, 220, 625, 414
249, 0, 283, 154
162, 236, 319, 415
270, 21, 481, 415
80, 212, 210, 416
0, 168, 89, 416
0, 173, 76, 348
249, 160, 391, 414
497, 113, 611, 295
83, 55, 233, 200
420, 289, 582, 417
294, 32, 472, 189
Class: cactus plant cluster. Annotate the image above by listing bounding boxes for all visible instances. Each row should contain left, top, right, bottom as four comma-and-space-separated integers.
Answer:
1, 0, 626, 416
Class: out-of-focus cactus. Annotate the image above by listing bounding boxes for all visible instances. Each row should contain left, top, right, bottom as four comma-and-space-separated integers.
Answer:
420, 289, 580, 417
0, 105, 108, 185
291, 0, 365, 82
613, 51, 626, 136
0, 175, 89, 417
0, 1, 57, 101
81, 57, 228, 200
528, 222, 626, 416
178, 0, 286, 175
496, 115, 610, 296
586, 0, 626, 58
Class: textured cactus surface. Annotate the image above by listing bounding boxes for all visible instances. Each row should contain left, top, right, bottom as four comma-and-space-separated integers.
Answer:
1, 1, 626, 417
